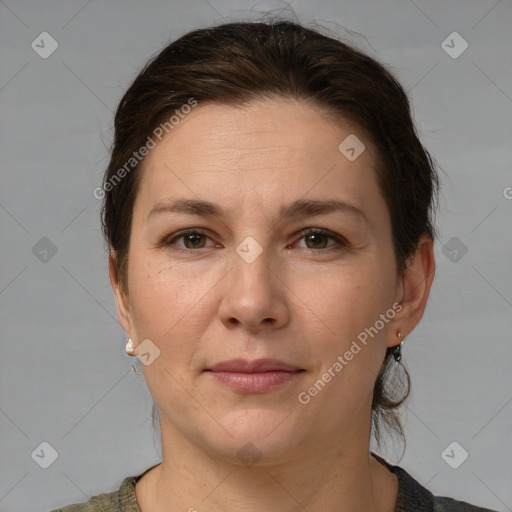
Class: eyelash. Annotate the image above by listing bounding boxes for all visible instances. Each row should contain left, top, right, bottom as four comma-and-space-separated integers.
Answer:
163, 228, 348, 253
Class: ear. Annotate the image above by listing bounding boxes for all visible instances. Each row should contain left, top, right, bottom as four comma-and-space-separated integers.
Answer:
388, 235, 435, 347
109, 249, 134, 338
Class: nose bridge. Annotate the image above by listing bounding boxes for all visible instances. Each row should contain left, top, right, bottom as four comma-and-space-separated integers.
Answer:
232, 234, 275, 294
228, 186, 288, 288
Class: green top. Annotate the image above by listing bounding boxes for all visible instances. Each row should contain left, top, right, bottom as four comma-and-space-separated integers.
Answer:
51, 453, 497, 512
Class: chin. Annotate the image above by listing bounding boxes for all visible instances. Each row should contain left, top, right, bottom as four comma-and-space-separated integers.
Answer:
195, 408, 309, 466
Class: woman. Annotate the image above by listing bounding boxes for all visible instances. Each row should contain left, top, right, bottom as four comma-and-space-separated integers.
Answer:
52, 19, 497, 512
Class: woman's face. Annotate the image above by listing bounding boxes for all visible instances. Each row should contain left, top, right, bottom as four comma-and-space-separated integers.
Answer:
113, 97, 412, 463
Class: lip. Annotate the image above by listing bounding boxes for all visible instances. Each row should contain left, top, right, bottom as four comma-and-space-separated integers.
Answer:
205, 358, 305, 393
207, 358, 301, 373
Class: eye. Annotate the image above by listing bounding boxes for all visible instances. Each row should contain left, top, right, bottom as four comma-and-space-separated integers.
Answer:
163, 228, 347, 252
164, 229, 216, 250
294, 228, 347, 250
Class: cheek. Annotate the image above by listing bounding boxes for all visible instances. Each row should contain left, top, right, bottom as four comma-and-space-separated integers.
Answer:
307, 258, 392, 331
298, 263, 394, 417
127, 255, 211, 352
302, 256, 396, 381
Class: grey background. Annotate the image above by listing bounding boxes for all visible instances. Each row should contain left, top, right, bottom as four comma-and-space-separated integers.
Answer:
0, 0, 511, 511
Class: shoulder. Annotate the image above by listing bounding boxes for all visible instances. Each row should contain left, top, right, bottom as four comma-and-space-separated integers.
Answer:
50, 475, 140, 512
433, 496, 498, 511
371, 452, 498, 512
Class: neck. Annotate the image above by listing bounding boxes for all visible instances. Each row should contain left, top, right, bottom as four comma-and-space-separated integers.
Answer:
136, 422, 398, 512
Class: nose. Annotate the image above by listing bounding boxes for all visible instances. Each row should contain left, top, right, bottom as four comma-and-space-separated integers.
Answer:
218, 244, 290, 333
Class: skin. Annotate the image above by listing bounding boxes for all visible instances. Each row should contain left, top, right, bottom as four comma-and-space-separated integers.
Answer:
110, 97, 435, 512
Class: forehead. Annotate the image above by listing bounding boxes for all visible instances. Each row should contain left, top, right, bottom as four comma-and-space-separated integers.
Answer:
134, 97, 385, 224
147, 97, 372, 164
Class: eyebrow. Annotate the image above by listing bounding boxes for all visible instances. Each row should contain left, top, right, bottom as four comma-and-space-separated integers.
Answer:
146, 197, 368, 224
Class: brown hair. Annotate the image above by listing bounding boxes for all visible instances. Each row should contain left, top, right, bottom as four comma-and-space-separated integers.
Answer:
101, 19, 438, 450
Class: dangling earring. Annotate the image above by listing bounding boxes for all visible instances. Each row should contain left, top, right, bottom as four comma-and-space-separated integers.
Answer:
393, 332, 404, 362
125, 338, 135, 356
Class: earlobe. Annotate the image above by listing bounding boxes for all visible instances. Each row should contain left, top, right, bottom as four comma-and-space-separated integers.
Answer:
390, 235, 435, 345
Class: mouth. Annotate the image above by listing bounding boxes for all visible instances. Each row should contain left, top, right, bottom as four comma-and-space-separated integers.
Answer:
204, 358, 306, 393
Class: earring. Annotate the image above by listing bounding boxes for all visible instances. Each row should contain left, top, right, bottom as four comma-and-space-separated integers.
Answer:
393, 332, 403, 362
125, 338, 135, 357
